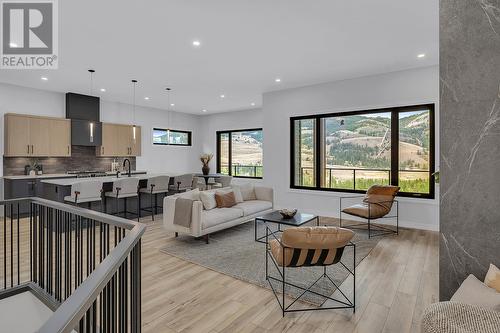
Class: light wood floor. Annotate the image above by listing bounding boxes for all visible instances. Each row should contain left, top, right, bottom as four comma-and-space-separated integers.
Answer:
140, 216, 439, 333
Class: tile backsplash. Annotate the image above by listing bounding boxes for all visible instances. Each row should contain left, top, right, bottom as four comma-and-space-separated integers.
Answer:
3, 146, 136, 175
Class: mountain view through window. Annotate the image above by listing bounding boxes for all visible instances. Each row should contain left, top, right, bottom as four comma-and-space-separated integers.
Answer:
218, 129, 263, 178
292, 106, 433, 196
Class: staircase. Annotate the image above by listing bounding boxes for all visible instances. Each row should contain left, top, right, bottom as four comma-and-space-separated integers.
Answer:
0, 197, 146, 332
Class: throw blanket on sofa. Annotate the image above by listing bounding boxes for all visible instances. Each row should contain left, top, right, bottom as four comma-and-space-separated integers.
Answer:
173, 198, 194, 227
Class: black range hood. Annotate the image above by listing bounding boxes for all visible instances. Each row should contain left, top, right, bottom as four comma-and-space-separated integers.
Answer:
66, 93, 102, 146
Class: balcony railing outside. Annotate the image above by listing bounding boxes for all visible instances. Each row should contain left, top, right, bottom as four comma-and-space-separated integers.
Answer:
298, 167, 430, 193
0, 197, 146, 333
220, 164, 263, 178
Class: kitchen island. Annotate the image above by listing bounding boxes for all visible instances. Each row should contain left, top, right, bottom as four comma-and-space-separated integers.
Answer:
39, 173, 174, 216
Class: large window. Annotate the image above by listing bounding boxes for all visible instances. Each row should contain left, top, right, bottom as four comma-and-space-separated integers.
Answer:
153, 128, 192, 146
217, 128, 263, 178
291, 104, 435, 198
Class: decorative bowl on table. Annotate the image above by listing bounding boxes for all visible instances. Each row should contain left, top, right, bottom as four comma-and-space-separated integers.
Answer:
279, 209, 297, 219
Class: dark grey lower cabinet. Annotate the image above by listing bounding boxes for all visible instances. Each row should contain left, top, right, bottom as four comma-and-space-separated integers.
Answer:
3, 178, 38, 217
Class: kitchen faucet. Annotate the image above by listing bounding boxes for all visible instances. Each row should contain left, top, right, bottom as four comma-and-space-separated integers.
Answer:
123, 158, 131, 177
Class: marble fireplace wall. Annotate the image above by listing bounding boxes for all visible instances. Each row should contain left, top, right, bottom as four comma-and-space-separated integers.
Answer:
440, 1, 500, 300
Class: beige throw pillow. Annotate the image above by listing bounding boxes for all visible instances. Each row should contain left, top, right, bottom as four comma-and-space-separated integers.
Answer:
450, 274, 500, 311
199, 191, 217, 210
485, 263, 500, 292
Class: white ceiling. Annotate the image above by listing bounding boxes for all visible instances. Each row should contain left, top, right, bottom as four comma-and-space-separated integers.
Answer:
0, 0, 438, 114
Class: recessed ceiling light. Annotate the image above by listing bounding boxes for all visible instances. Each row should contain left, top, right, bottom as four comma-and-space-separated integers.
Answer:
251, 102, 256, 106
220, 94, 225, 99
202, 109, 207, 113
41, 77, 48, 81
170, 103, 175, 107
144, 97, 150, 100
192, 40, 201, 47
275, 78, 281, 83
417, 53, 426, 58
9, 42, 18, 48
100, 88, 106, 92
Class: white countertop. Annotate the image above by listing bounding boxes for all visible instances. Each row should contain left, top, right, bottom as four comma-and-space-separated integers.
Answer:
2, 173, 76, 180
40, 173, 171, 186
3, 170, 148, 180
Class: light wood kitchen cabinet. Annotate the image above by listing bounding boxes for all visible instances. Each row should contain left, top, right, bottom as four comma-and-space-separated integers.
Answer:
4, 114, 69, 157
117, 125, 132, 156
29, 117, 51, 156
97, 123, 141, 157
49, 119, 71, 156
4, 114, 31, 156
97, 123, 119, 156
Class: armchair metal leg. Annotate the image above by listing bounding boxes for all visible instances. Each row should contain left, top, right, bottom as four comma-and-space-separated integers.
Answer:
203, 234, 209, 244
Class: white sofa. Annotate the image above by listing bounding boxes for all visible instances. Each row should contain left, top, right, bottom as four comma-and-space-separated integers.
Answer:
163, 185, 273, 243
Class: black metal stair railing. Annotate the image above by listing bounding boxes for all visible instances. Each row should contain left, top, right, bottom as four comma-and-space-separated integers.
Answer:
0, 197, 146, 333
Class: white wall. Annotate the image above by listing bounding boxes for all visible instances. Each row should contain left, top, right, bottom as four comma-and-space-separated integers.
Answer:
199, 108, 263, 184
0, 82, 202, 176
262, 66, 440, 231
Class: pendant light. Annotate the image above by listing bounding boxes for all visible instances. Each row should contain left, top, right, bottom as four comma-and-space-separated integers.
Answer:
166, 87, 172, 143
131, 79, 137, 141
88, 69, 95, 143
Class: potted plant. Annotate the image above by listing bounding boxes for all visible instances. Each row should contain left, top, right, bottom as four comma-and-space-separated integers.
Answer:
432, 171, 440, 184
28, 159, 39, 176
200, 153, 213, 175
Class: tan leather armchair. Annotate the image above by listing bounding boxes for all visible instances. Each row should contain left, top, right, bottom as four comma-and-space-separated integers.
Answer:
266, 226, 356, 316
340, 185, 399, 238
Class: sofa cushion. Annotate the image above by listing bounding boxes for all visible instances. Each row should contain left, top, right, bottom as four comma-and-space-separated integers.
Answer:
238, 183, 257, 201
202, 208, 244, 229
200, 191, 217, 210
178, 188, 200, 201
234, 200, 272, 216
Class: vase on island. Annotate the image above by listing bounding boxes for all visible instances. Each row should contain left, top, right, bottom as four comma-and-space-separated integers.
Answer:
200, 153, 213, 176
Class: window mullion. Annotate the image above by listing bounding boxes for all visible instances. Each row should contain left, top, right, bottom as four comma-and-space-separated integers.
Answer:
228, 131, 233, 176
315, 117, 321, 189
391, 110, 399, 187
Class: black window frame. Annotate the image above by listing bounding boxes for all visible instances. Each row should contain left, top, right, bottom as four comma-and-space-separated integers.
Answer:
152, 128, 192, 146
216, 128, 263, 179
290, 104, 435, 199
